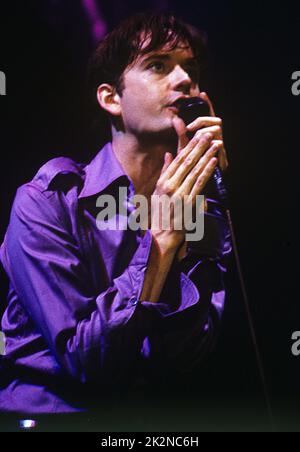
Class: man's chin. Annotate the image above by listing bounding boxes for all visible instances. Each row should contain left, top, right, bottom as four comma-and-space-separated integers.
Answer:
138, 126, 177, 147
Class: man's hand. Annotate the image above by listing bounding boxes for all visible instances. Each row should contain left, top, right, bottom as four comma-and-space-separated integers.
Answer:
187, 92, 228, 171
150, 118, 222, 254
173, 92, 228, 261
140, 92, 227, 302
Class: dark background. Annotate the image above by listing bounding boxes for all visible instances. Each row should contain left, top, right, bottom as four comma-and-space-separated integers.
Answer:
0, 0, 299, 431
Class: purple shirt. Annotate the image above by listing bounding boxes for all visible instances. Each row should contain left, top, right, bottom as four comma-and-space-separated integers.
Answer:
0, 143, 231, 414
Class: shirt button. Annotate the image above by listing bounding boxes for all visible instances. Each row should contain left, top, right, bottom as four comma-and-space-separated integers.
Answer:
129, 296, 138, 306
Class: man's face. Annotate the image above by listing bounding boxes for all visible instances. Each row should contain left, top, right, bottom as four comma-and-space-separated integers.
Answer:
118, 40, 201, 137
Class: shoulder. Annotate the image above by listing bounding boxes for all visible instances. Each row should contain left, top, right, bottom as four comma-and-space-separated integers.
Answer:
12, 157, 86, 225
33, 157, 86, 193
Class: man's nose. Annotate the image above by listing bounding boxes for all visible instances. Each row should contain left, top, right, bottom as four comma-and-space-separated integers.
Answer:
170, 65, 192, 94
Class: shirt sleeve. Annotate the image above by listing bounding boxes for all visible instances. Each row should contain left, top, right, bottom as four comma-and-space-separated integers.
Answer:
0, 183, 161, 386
139, 197, 231, 375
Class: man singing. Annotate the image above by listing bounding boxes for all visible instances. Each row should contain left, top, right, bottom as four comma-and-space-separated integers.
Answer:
0, 12, 231, 418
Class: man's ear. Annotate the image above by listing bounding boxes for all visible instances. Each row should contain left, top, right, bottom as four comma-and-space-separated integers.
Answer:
97, 84, 121, 117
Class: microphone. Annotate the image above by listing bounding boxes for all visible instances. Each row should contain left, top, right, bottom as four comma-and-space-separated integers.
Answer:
176, 97, 228, 207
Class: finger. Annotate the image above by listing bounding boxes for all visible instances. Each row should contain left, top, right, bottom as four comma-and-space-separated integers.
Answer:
199, 92, 216, 117
167, 132, 214, 184
186, 116, 222, 132
219, 146, 229, 171
179, 141, 222, 194
163, 133, 213, 184
210, 139, 228, 171
162, 122, 221, 182
176, 126, 221, 165
160, 152, 173, 174
199, 92, 229, 170
172, 116, 189, 153
189, 157, 218, 199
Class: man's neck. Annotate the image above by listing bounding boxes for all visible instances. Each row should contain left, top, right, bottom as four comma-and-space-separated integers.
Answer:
111, 128, 175, 198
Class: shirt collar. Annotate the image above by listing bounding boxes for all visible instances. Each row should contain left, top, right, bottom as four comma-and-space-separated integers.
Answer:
79, 142, 131, 199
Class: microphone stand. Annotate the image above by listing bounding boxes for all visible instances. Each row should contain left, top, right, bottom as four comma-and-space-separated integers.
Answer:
177, 97, 275, 431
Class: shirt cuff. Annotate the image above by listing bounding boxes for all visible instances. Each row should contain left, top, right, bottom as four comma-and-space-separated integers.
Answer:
118, 229, 223, 332
127, 228, 154, 302
141, 251, 226, 332
104, 229, 155, 316
140, 270, 208, 332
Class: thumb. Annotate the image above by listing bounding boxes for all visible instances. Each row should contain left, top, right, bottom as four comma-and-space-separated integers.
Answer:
200, 92, 216, 117
160, 152, 173, 174
172, 116, 189, 154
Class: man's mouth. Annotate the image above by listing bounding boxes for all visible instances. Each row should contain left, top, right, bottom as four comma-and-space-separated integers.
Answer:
166, 97, 191, 113
166, 105, 179, 113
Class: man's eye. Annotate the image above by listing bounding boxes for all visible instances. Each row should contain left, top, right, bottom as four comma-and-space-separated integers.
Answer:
147, 61, 165, 73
